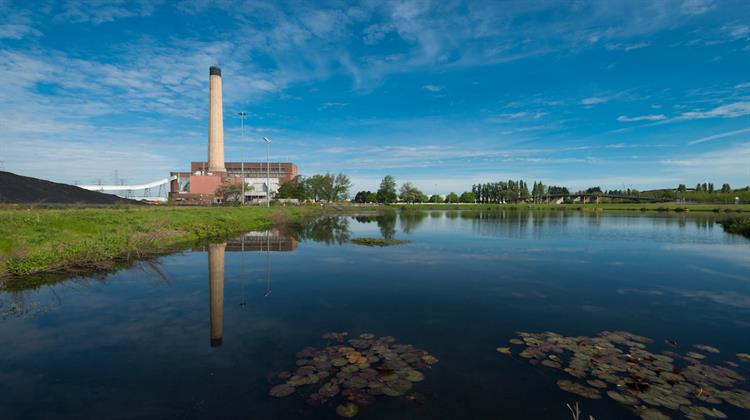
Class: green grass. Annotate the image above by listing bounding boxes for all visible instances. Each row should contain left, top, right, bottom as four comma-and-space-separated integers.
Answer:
350, 237, 410, 246
718, 217, 750, 238
0, 205, 318, 279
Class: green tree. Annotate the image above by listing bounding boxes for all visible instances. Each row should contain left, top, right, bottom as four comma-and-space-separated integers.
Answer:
305, 173, 350, 202
276, 175, 307, 200
353, 190, 372, 203
428, 194, 442, 203
721, 183, 732, 193
445, 192, 459, 203
399, 182, 427, 203
677, 184, 687, 193
333, 173, 352, 201
367, 192, 378, 203
306, 174, 330, 201
520, 181, 530, 198
696, 183, 702, 192
377, 175, 398, 203
708, 183, 714, 194
459, 191, 476, 203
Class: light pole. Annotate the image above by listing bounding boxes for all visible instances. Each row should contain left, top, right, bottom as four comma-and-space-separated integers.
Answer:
238, 112, 247, 204
263, 136, 271, 207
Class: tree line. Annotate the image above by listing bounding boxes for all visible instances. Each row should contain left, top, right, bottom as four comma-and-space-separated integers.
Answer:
276, 173, 352, 202
278, 172, 748, 204
351, 175, 478, 204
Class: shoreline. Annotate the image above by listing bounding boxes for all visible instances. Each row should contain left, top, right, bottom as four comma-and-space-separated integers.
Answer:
0, 205, 387, 284
2, 203, 748, 285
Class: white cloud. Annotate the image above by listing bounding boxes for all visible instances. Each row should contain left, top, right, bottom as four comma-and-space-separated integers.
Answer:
580, 97, 608, 106
722, 23, 750, 39
688, 127, 750, 144
680, 0, 715, 15
679, 102, 750, 119
605, 42, 650, 51
491, 111, 547, 122
54, 0, 160, 24
318, 102, 347, 111
661, 143, 750, 180
617, 114, 667, 122
422, 84, 444, 92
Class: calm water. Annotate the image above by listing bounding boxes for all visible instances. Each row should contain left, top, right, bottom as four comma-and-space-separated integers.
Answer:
1, 211, 749, 419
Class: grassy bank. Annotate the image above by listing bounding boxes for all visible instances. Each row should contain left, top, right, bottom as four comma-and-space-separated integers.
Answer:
393, 203, 750, 212
0, 205, 323, 279
718, 218, 750, 238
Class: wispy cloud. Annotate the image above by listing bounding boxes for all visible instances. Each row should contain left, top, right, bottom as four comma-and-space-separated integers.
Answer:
679, 102, 750, 119
688, 127, 750, 144
422, 84, 444, 92
617, 114, 667, 122
318, 102, 347, 111
490, 111, 547, 123
580, 97, 609, 106
605, 42, 650, 51
661, 143, 750, 180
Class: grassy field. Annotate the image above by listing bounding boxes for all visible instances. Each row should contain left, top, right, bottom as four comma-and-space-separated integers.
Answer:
394, 203, 750, 212
0, 205, 324, 280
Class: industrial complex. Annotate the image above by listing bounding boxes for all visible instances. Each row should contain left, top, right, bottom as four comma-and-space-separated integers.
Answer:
77, 66, 297, 204
168, 66, 298, 205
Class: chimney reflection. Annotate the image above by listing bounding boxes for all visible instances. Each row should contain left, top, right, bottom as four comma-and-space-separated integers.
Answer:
202, 230, 298, 348
208, 242, 226, 347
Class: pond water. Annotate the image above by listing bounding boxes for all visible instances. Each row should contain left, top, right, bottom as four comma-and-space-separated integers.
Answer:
1, 211, 749, 419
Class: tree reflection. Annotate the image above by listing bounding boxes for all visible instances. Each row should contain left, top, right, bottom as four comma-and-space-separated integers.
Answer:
377, 214, 397, 240
399, 211, 426, 234
290, 216, 351, 245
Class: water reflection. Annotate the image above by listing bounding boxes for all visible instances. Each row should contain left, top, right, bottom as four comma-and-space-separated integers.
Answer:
202, 230, 299, 347
289, 216, 351, 244
208, 242, 225, 347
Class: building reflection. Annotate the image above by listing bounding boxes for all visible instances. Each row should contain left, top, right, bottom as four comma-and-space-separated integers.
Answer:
202, 230, 298, 348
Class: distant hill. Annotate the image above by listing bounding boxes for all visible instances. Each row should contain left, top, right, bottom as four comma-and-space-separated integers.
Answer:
0, 171, 139, 205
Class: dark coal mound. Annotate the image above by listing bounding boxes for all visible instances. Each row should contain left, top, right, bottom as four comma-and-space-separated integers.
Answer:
0, 171, 138, 205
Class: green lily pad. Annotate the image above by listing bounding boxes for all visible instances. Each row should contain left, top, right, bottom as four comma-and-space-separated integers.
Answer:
269, 384, 295, 398
335, 402, 359, 418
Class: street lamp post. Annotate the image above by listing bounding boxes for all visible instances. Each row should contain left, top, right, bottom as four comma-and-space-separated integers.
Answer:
238, 112, 247, 204
263, 137, 271, 207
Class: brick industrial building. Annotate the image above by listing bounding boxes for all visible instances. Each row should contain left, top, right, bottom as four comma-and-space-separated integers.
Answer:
169, 66, 298, 205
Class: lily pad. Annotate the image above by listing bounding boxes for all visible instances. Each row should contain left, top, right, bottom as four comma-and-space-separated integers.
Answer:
422, 355, 439, 365
404, 370, 425, 382
496, 347, 512, 355
269, 384, 295, 398
319, 382, 340, 398
607, 390, 639, 405
693, 344, 720, 354
336, 402, 359, 418
637, 407, 671, 420
556, 380, 601, 399
586, 379, 607, 389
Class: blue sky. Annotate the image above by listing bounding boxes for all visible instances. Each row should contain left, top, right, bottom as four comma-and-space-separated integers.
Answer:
1, 0, 749, 194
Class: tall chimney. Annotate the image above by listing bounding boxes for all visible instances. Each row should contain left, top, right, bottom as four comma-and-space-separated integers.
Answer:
207, 66, 226, 173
